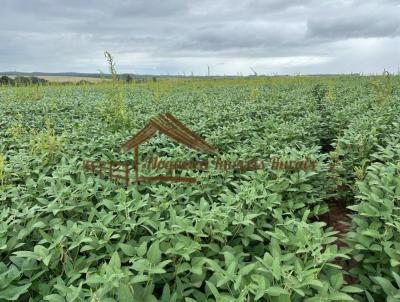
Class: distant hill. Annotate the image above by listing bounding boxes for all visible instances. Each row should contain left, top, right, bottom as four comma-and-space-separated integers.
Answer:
0, 72, 247, 84
0, 71, 364, 81
0, 71, 164, 83
1, 71, 127, 79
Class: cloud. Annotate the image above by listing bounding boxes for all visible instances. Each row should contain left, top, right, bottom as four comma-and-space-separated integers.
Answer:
307, 2, 400, 40
0, 0, 399, 74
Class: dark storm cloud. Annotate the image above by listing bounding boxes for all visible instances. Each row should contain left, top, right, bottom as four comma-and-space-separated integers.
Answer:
177, 21, 305, 50
113, 0, 189, 18
307, 3, 400, 40
1, 0, 399, 74
308, 17, 400, 39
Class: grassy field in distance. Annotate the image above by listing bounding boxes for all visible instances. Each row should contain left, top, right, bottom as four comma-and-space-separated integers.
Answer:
1, 74, 107, 83
38, 75, 107, 83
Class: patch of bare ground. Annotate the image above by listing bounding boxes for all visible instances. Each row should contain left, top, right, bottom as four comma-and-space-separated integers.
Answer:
318, 199, 358, 283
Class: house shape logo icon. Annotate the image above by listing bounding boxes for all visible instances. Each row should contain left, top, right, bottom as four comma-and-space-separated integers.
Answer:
121, 113, 217, 184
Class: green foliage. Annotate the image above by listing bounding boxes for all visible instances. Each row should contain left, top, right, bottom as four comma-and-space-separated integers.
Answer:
0, 74, 399, 300
0, 153, 5, 187
28, 119, 64, 163
311, 83, 328, 102
97, 51, 129, 129
330, 98, 400, 200
345, 142, 400, 301
0, 75, 48, 86
368, 71, 394, 104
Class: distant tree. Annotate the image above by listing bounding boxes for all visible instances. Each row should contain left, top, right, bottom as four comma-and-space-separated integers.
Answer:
152, 76, 157, 82
126, 75, 132, 83
13, 76, 47, 86
0, 76, 14, 85
30, 77, 41, 84
75, 80, 92, 85
14, 76, 27, 85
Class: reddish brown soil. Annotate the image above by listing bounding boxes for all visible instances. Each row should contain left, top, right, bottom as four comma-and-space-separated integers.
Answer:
319, 199, 358, 283
320, 200, 351, 247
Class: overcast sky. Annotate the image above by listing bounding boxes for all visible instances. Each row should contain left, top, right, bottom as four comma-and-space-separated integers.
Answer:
1, 0, 400, 75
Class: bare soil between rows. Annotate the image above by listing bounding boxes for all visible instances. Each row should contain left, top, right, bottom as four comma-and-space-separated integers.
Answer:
318, 199, 358, 283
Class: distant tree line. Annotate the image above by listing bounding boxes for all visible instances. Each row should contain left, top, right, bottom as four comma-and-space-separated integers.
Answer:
0, 76, 48, 86
0, 75, 158, 86
123, 75, 157, 83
